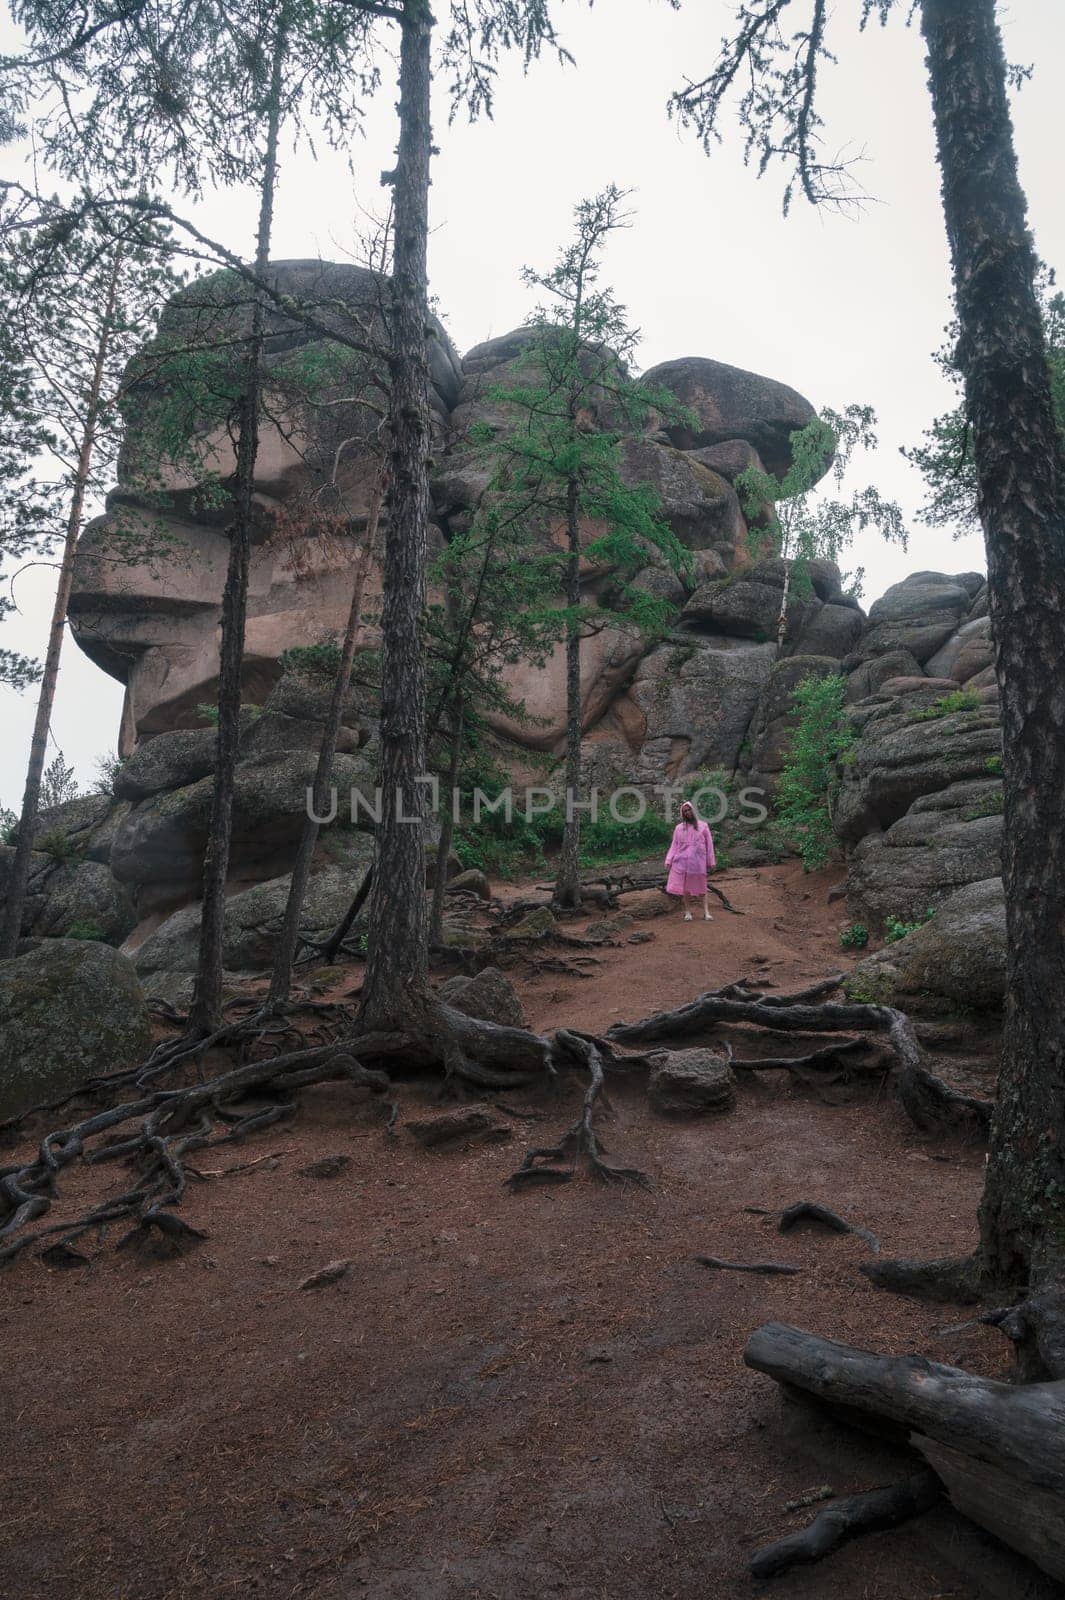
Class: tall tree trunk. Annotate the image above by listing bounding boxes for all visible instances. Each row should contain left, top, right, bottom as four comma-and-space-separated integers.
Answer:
429, 691, 463, 945
920, 0, 1065, 1289
266, 472, 384, 1008
188, 19, 286, 1033
0, 250, 122, 960
359, 0, 434, 1027
555, 477, 584, 908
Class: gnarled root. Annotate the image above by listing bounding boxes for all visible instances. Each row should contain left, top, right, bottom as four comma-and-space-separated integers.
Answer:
860, 1253, 981, 1305
507, 1030, 650, 1189
353, 1000, 555, 1090
983, 1279, 1065, 1382
607, 978, 990, 1136
0, 1046, 389, 1266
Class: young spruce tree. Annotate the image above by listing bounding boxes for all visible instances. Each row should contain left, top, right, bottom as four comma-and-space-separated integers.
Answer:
489, 186, 688, 909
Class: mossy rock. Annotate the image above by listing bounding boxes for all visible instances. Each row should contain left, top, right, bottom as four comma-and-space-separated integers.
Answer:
0, 940, 152, 1119
506, 906, 557, 942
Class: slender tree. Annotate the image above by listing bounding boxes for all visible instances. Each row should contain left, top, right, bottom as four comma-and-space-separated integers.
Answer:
266, 467, 386, 1007
357, 0, 567, 1023
0, 219, 178, 957
356, 0, 434, 1026
187, 10, 288, 1030
672, 0, 1065, 1317
487, 187, 688, 908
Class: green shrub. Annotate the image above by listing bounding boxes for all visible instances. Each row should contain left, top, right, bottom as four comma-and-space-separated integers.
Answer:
0, 807, 16, 846
64, 919, 106, 941
578, 802, 672, 867
839, 922, 869, 949
36, 828, 82, 865
281, 638, 344, 677
885, 907, 936, 943
195, 702, 262, 727
907, 687, 981, 722
985, 754, 1003, 775
773, 673, 853, 871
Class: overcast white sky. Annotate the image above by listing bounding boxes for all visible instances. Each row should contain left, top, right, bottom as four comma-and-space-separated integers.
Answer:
2, 0, 1063, 807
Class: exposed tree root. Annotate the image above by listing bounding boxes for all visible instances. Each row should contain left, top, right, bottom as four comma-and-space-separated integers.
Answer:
981, 1282, 1065, 1382
0, 1046, 389, 1265
535, 870, 745, 915
744, 1320, 1065, 1584
779, 1201, 881, 1253
749, 1470, 941, 1579
607, 978, 991, 1135
507, 1030, 650, 1189
353, 1000, 556, 1090
697, 1256, 801, 1277
859, 1254, 982, 1305
0, 994, 362, 1142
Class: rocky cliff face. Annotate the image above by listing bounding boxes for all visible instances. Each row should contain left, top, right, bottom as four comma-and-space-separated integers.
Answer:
1, 262, 1005, 1019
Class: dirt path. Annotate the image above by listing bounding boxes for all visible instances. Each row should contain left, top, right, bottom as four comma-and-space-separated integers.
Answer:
0, 864, 1041, 1600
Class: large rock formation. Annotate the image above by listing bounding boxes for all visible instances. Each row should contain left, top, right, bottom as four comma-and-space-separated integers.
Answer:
2, 262, 1010, 1023
67, 261, 835, 767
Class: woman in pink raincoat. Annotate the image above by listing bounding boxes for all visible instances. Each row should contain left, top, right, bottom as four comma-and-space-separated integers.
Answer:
664, 799, 716, 922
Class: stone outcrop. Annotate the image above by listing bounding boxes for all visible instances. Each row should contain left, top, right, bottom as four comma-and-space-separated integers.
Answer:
131, 857, 372, 983
1, 262, 1010, 1014
846, 877, 1006, 1013
831, 572, 1002, 935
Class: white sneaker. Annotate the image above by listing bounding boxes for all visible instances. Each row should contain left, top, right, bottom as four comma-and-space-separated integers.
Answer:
684, 912, 692, 922
705, 912, 713, 921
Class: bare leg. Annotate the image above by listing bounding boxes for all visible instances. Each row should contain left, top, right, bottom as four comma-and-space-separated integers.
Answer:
682, 894, 693, 920
703, 891, 713, 921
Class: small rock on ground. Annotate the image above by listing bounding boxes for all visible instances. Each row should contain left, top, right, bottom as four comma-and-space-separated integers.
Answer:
647, 1047, 736, 1116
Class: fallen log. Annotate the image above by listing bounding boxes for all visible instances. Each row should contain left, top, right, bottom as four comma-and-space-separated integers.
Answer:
744, 1320, 1065, 1584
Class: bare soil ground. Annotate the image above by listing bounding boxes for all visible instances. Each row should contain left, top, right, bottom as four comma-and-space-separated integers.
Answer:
0, 863, 1044, 1600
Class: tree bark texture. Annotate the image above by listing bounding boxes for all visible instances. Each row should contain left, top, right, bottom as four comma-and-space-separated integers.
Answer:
359, 0, 434, 1026
919, 0, 1065, 1289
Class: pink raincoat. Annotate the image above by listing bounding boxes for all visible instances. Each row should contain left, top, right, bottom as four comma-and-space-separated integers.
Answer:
665, 818, 716, 897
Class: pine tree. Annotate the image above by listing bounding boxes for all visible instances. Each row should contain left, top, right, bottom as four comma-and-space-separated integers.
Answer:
485, 187, 688, 908
671, 0, 1065, 1349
